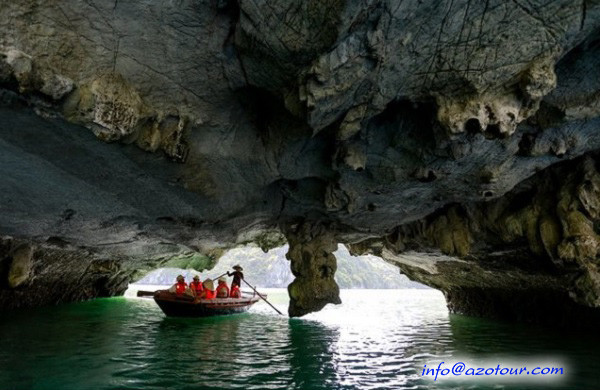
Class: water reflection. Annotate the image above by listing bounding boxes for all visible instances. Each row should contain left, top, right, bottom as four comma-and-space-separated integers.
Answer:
1, 290, 599, 390
288, 319, 341, 389
137, 314, 343, 389
447, 314, 600, 390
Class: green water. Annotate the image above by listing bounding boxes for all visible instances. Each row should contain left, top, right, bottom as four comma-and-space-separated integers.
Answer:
0, 289, 598, 390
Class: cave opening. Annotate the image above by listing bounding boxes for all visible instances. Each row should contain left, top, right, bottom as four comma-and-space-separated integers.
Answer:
125, 244, 436, 314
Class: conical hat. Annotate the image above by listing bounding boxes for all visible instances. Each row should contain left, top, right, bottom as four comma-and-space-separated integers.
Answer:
203, 278, 214, 291
232, 265, 243, 271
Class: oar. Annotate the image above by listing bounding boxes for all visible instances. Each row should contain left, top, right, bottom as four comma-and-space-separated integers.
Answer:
211, 272, 228, 280
242, 279, 283, 316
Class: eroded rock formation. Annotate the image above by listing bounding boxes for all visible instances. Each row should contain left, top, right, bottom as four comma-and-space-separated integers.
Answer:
348, 155, 600, 326
1, 1, 600, 325
285, 222, 341, 317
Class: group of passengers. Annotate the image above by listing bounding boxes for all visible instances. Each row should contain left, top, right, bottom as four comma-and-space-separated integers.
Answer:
169, 265, 244, 299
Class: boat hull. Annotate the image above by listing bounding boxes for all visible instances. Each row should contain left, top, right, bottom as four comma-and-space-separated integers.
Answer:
153, 290, 262, 317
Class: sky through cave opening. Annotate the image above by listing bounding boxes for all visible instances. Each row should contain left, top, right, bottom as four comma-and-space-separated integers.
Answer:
128, 244, 430, 290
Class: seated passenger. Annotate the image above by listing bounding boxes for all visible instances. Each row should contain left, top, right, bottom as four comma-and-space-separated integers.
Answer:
216, 277, 230, 298
229, 283, 241, 298
189, 275, 203, 297
200, 278, 216, 299
168, 275, 192, 296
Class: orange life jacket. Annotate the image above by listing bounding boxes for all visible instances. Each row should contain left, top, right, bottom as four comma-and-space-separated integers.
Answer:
216, 283, 230, 298
230, 285, 241, 298
175, 282, 188, 295
203, 289, 216, 299
190, 281, 203, 294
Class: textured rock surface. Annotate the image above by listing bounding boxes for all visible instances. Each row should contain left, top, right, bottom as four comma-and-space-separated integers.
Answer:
1, 1, 600, 323
285, 223, 341, 316
6, 243, 34, 289
1, 236, 131, 309
348, 154, 600, 326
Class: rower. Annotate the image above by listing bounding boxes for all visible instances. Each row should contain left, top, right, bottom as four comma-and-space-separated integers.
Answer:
201, 278, 216, 299
230, 283, 241, 298
216, 277, 230, 298
227, 264, 244, 290
189, 275, 203, 296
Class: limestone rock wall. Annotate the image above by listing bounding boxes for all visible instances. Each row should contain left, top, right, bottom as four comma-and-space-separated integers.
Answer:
348, 154, 600, 324
0, 236, 130, 310
1, 1, 600, 322
284, 222, 341, 317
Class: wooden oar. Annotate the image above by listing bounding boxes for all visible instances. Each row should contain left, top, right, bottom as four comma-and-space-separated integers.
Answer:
211, 272, 228, 281
242, 279, 283, 316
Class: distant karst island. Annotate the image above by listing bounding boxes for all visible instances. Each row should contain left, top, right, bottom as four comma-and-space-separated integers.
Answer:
135, 245, 427, 289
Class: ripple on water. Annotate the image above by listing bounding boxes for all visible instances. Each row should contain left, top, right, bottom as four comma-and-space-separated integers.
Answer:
0, 289, 599, 389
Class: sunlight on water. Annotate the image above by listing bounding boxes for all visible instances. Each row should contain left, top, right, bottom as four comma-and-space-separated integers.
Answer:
1, 288, 599, 390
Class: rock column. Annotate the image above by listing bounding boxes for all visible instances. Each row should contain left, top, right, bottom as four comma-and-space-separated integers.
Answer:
284, 222, 341, 317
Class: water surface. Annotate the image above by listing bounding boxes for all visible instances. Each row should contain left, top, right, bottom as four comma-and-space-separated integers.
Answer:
0, 289, 597, 389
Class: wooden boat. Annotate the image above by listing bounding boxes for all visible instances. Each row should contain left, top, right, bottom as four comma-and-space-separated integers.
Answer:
151, 290, 263, 317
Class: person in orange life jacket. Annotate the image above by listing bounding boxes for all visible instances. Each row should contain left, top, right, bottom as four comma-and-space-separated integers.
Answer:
168, 275, 192, 296
229, 283, 241, 298
216, 277, 230, 298
227, 265, 244, 290
189, 275, 204, 297
200, 278, 216, 299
